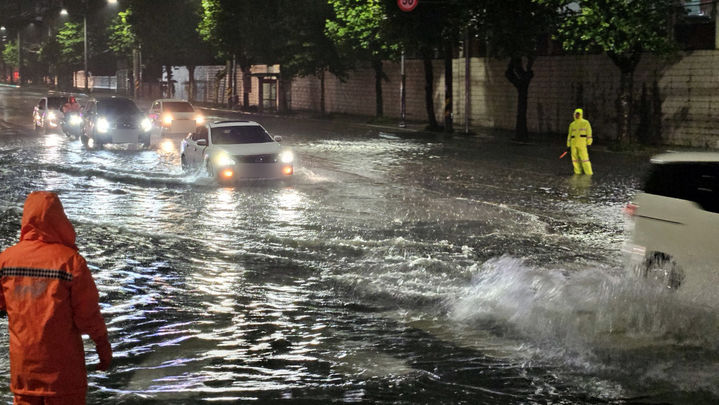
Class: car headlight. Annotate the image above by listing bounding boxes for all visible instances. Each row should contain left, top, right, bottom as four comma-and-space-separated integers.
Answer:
162, 113, 173, 126
195, 115, 205, 125
141, 118, 152, 132
215, 152, 236, 167
97, 117, 110, 133
279, 150, 294, 164
69, 115, 83, 125
47, 111, 57, 120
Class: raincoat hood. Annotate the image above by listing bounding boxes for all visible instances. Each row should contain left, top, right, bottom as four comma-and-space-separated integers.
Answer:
574, 108, 583, 120
20, 191, 77, 249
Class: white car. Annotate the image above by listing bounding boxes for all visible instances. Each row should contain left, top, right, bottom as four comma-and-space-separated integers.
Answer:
625, 152, 719, 305
147, 99, 204, 137
180, 120, 294, 182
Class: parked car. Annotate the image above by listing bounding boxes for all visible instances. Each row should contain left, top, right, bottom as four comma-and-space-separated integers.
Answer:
180, 120, 294, 182
625, 152, 719, 305
81, 96, 152, 149
32, 95, 70, 133
147, 99, 204, 137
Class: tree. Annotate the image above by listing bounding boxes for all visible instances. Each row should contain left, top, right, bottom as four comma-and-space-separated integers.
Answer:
478, 0, 560, 141
107, 8, 137, 59
326, 0, 399, 118
56, 21, 84, 68
382, 0, 467, 131
543, 0, 677, 146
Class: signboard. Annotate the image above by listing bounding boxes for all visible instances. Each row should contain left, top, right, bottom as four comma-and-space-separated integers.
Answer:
397, 0, 418, 12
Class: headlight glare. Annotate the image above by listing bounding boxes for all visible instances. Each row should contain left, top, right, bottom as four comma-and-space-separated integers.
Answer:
69, 115, 83, 125
279, 151, 294, 164
162, 113, 173, 126
141, 118, 152, 132
97, 117, 110, 133
215, 153, 236, 167
48, 111, 57, 120
195, 115, 205, 125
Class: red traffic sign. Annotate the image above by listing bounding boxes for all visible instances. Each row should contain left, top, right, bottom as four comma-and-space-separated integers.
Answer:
397, 0, 418, 12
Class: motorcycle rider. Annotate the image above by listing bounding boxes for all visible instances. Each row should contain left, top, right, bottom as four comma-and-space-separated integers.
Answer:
62, 96, 81, 114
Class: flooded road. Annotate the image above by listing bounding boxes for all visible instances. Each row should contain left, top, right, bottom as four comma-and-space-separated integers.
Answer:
1, 87, 718, 403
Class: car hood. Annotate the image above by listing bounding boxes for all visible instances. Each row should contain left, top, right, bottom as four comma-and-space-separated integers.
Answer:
212, 142, 282, 156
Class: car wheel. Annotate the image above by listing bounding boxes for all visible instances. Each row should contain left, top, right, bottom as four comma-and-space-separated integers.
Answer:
641, 252, 684, 290
181, 155, 189, 170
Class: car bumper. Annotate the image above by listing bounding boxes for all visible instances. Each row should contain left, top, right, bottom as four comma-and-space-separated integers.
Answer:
96, 129, 149, 144
163, 119, 196, 135
218, 163, 293, 180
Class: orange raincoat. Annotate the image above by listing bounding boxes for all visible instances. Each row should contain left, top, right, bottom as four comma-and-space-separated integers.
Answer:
0, 191, 110, 397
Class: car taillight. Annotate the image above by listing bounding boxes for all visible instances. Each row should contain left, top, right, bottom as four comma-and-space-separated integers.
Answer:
221, 169, 234, 179
624, 203, 638, 217
282, 166, 293, 175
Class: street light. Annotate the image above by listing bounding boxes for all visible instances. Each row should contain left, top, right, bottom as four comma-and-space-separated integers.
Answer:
60, 0, 117, 92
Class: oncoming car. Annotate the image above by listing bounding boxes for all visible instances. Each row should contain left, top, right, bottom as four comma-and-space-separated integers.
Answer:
147, 99, 204, 137
625, 152, 719, 305
82, 96, 152, 149
181, 120, 294, 182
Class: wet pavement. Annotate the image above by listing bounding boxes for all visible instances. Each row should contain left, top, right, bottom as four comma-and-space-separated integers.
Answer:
0, 86, 718, 404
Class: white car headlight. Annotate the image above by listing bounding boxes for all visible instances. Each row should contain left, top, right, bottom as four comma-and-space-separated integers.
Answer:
279, 150, 294, 164
97, 117, 110, 133
141, 118, 152, 132
69, 114, 83, 125
195, 115, 205, 125
215, 152, 236, 167
47, 111, 57, 120
162, 113, 173, 126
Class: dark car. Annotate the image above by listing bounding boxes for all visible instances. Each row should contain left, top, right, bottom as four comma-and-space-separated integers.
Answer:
81, 96, 152, 149
32, 95, 69, 134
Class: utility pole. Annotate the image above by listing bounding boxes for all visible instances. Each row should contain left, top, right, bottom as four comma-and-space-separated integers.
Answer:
399, 50, 406, 128
83, 14, 88, 91
464, 29, 471, 134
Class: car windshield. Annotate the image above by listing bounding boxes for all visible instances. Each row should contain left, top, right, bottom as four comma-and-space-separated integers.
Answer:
163, 101, 194, 112
211, 125, 274, 144
98, 99, 140, 115
47, 97, 67, 109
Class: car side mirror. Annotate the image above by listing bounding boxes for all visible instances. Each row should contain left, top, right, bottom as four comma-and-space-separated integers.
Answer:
274, 135, 282, 142
196, 139, 207, 146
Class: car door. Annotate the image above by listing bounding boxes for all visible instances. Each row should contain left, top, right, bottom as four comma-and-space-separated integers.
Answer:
184, 126, 209, 166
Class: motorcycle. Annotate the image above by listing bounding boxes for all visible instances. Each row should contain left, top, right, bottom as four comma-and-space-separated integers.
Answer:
61, 111, 84, 139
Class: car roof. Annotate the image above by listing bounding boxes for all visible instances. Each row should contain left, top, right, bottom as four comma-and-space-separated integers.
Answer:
209, 120, 258, 128
651, 152, 719, 164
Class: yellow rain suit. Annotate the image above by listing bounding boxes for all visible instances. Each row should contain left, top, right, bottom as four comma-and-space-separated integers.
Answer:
566, 108, 593, 175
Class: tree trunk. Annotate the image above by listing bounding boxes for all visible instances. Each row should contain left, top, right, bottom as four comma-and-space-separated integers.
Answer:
372, 58, 383, 118
504, 57, 534, 141
187, 65, 196, 102
165, 64, 174, 98
320, 70, 326, 115
278, 72, 291, 113
444, 40, 453, 133
422, 51, 439, 130
608, 51, 641, 147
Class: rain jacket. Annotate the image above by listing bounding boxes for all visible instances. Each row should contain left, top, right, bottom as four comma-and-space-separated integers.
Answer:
0, 191, 108, 396
566, 108, 593, 175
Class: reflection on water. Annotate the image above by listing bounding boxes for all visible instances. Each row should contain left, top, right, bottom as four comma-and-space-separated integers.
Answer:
0, 124, 715, 403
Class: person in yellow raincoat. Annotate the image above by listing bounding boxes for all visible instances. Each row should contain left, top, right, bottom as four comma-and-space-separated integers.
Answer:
566, 108, 593, 175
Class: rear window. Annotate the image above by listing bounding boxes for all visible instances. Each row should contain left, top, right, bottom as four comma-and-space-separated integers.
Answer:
211, 125, 273, 144
97, 99, 140, 115
163, 102, 194, 113
643, 162, 719, 213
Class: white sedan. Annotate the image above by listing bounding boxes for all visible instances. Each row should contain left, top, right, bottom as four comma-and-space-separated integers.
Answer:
180, 120, 294, 182
147, 99, 205, 137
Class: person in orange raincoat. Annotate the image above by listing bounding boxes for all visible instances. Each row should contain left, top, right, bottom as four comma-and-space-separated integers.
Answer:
0, 191, 112, 404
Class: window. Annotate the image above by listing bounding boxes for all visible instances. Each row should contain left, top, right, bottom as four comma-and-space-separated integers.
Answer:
163, 101, 194, 113
643, 162, 719, 213
211, 125, 273, 144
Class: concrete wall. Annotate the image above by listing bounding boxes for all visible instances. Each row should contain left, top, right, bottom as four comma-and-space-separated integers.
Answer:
288, 50, 719, 148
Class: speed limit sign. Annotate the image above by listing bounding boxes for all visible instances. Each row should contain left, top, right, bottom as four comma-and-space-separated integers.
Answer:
397, 0, 418, 12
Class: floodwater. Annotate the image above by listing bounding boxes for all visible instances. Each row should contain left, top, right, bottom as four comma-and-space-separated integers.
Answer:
0, 87, 718, 403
